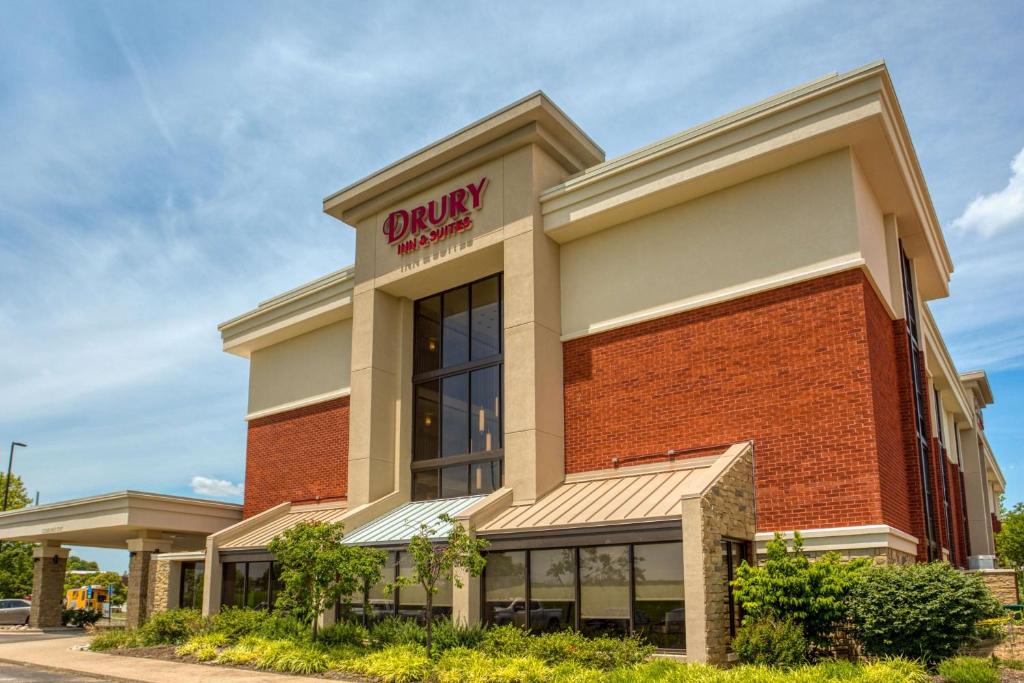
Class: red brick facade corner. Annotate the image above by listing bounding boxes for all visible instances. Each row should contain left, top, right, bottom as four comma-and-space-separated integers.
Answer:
243, 396, 349, 518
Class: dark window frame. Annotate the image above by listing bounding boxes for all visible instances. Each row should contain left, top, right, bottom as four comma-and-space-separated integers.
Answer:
178, 561, 205, 609
219, 560, 281, 611
901, 245, 939, 560
412, 274, 504, 500
481, 541, 687, 651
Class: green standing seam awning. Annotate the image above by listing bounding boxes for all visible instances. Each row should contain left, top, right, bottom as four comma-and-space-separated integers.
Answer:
342, 495, 486, 546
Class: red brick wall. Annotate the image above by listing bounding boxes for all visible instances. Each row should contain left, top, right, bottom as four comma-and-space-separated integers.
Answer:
243, 396, 349, 518
563, 269, 915, 535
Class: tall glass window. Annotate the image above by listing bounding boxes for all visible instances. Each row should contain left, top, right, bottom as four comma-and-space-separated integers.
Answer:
530, 548, 575, 633
633, 542, 684, 649
483, 551, 526, 626
398, 552, 452, 623
412, 274, 503, 500
179, 562, 205, 609
579, 545, 630, 638
219, 561, 280, 611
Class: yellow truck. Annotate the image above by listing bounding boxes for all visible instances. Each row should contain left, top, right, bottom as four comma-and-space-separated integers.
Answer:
65, 585, 109, 613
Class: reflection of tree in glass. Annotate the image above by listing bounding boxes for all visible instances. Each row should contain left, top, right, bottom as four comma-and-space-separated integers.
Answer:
543, 549, 576, 586
578, 547, 643, 586
487, 552, 524, 590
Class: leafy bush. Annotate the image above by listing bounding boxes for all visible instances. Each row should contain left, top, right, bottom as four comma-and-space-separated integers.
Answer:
848, 562, 1003, 663
478, 623, 532, 657
937, 657, 1000, 683
342, 644, 432, 683
433, 647, 550, 683
528, 630, 652, 670
206, 607, 305, 643
431, 618, 487, 653
138, 608, 205, 645
369, 616, 427, 648
89, 629, 142, 651
62, 608, 102, 627
318, 619, 369, 647
731, 618, 808, 667
732, 533, 868, 648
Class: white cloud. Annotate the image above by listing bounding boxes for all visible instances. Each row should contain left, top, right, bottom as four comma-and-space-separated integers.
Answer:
190, 476, 243, 498
951, 147, 1024, 236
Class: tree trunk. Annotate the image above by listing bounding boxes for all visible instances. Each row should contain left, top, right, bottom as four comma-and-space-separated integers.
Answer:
362, 578, 372, 628
425, 589, 433, 657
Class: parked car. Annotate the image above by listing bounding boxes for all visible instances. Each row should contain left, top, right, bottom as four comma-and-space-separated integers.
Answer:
490, 599, 566, 630
0, 599, 31, 625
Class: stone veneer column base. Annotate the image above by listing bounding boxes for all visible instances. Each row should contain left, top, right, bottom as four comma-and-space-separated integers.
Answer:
970, 569, 1019, 604
127, 550, 153, 629
29, 544, 69, 628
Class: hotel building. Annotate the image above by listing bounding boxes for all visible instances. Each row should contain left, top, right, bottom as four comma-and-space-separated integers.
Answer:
0, 62, 1007, 663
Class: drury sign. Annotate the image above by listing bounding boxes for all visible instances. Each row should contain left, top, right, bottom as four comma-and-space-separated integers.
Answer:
382, 177, 488, 255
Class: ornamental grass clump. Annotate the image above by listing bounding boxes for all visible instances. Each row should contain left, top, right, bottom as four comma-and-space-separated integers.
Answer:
369, 615, 427, 648
433, 646, 551, 683
341, 644, 432, 683
176, 632, 229, 661
937, 657, 1000, 683
89, 629, 143, 651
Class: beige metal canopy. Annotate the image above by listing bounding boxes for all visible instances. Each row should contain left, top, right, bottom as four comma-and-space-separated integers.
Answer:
0, 490, 242, 550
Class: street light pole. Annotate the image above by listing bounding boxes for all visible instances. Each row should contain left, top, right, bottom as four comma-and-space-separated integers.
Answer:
3, 442, 27, 512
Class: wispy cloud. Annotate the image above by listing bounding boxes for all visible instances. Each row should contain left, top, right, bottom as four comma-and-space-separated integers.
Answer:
191, 476, 243, 499
952, 147, 1024, 237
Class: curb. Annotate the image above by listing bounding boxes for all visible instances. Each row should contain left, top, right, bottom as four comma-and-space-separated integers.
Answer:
0, 655, 123, 681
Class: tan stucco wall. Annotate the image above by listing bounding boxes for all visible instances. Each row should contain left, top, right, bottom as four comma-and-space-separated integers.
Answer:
247, 319, 352, 416
851, 152, 896, 311
559, 150, 864, 338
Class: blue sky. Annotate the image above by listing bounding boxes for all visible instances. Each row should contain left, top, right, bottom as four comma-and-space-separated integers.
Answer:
1, 1, 1022, 573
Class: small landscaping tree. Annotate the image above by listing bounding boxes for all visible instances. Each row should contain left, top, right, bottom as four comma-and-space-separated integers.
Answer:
268, 521, 385, 641
847, 560, 1003, 663
347, 545, 388, 625
731, 532, 869, 650
387, 514, 488, 656
997, 502, 1024, 575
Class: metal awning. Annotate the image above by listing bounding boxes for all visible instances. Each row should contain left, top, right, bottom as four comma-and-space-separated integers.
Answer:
219, 500, 348, 550
343, 496, 486, 546
478, 444, 749, 535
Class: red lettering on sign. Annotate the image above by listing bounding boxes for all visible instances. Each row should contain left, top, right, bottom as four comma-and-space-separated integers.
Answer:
381, 177, 488, 253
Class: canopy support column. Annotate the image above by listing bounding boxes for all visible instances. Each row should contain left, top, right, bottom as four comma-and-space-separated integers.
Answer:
29, 543, 69, 628
126, 537, 172, 628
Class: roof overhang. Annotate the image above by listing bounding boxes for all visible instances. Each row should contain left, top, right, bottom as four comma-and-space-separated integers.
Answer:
960, 369, 995, 408
922, 305, 974, 426
322, 91, 605, 226
218, 266, 354, 358
540, 61, 953, 301
0, 491, 241, 550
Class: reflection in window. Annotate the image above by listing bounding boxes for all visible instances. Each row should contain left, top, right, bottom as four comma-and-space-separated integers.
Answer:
413, 470, 439, 501
633, 542, 684, 649
179, 562, 205, 609
530, 548, 575, 633
471, 366, 501, 453
398, 552, 451, 623
441, 375, 469, 457
246, 562, 272, 610
442, 287, 470, 367
484, 551, 526, 626
723, 540, 748, 639
219, 561, 279, 611
471, 278, 500, 359
471, 460, 501, 495
414, 382, 439, 461
580, 545, 630, 638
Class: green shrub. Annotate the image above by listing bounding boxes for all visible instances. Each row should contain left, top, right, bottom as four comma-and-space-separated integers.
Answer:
527, 630, 652, 670
732, 533, 869, 649
848, 562, 1003, 663
369, 616, 427, 648
342, 644, 432, 683
478, 623, 531, 657
860, 658, 930, 683
434, 646, 550, 683
549, 661, 605, 683
937, 657, 1000, 683
207, 607, 305, 643
431, 618, 487, 653
319, 619, 369, 647
89, 629, 142, 651
731, 618, 808, 667
138, 608, 205, 645
62, 608, 102, 627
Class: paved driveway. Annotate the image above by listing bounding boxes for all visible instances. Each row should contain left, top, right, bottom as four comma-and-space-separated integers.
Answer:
0, 660, 113, 681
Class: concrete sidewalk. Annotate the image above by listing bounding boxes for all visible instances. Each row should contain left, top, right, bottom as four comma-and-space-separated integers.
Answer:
0, 634, 336, 683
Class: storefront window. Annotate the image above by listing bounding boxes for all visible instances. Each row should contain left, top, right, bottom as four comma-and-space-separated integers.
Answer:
483, 542, 687, 650
412, 274, 503, 500
633, 542, 684, 649
579, 545, 630, 638
220, 560, 279, 611
367, 552, 396, 622
179, 561, 204, 609
484, 551, 526, 626
529, 548, 575, 633
722, 540, 748, 639
398, 552, 451, 622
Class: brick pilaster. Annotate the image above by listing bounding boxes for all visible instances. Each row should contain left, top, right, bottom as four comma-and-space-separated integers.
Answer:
29, 544, 68, 628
